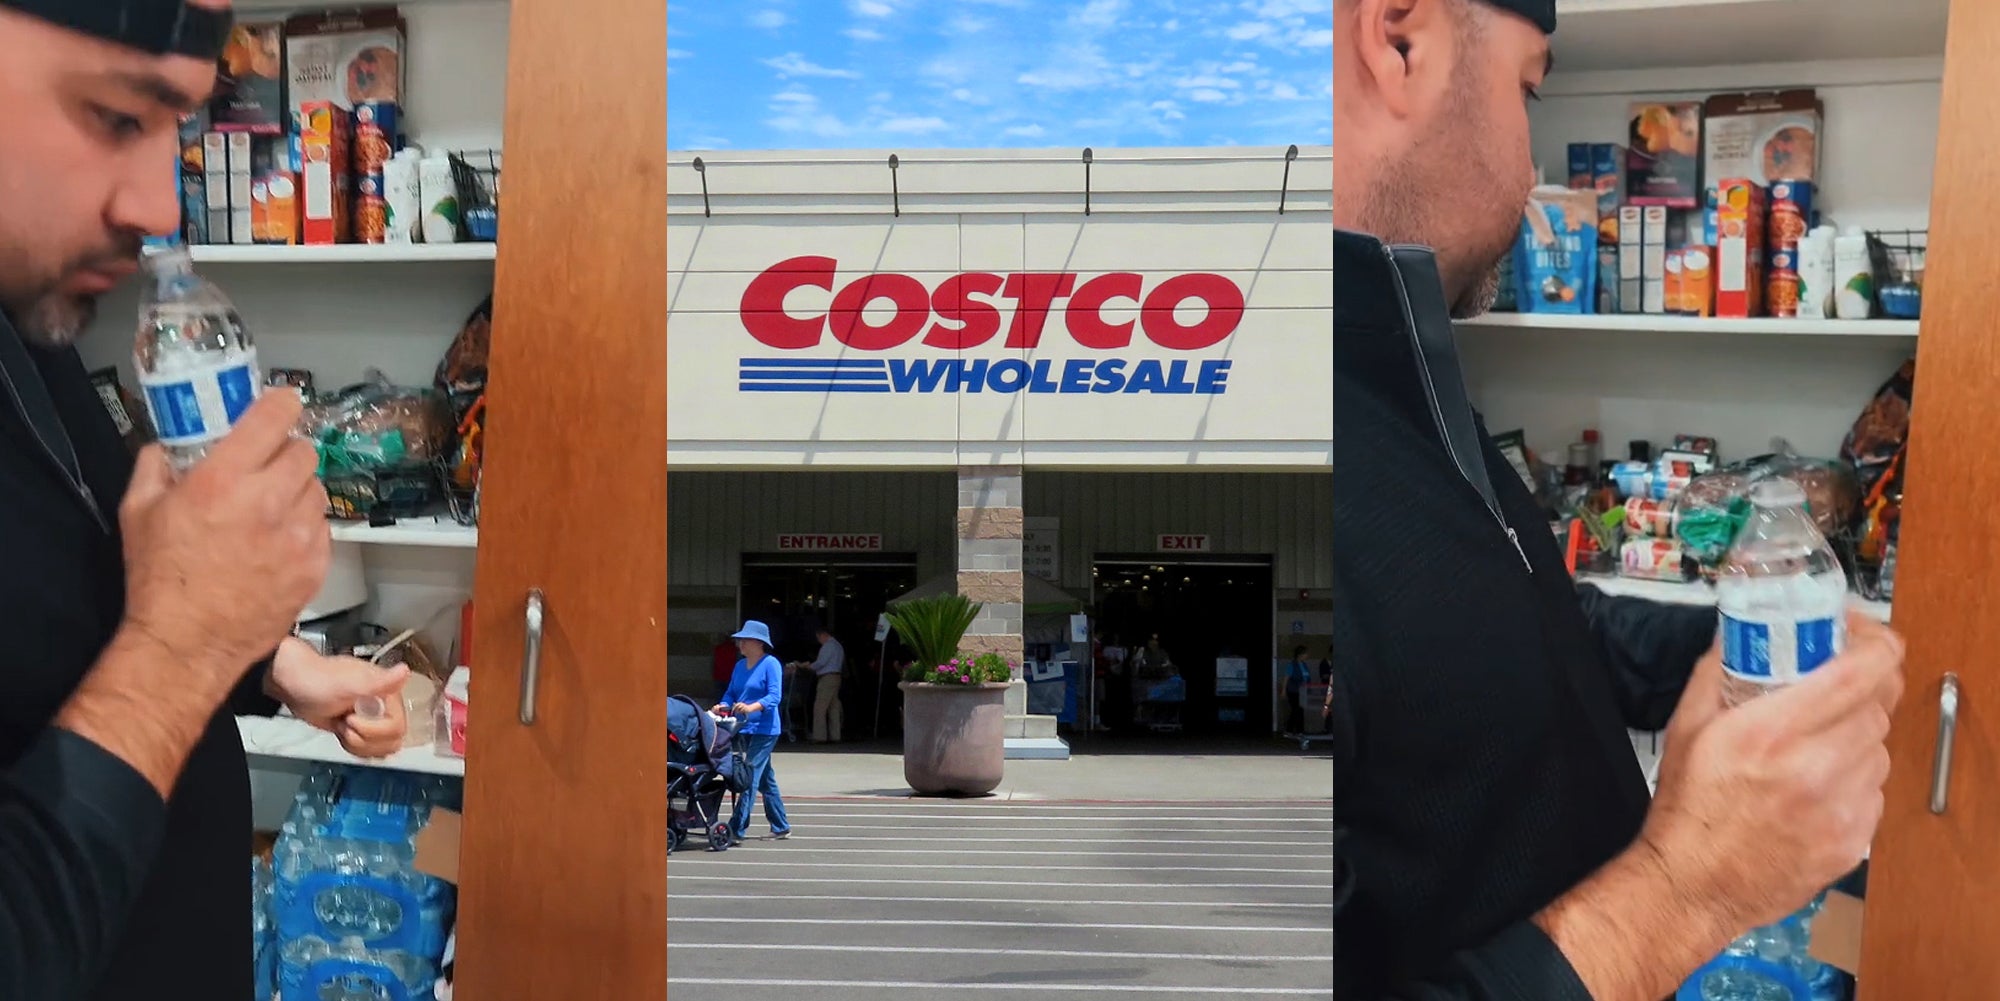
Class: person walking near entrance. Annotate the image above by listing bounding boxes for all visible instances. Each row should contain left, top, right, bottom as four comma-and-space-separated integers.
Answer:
808, 626, 846, 743
1283, 646, 1313, 736
716, 621, 791, 843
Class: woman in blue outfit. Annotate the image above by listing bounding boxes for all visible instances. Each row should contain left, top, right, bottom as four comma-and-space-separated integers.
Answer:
716, 620, 790, 844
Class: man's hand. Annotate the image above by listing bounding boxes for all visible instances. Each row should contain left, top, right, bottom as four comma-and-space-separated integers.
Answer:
269, 637, 411, 759
1647, 612, 1903, 931
1536, 612, 1905, 1001
119, 392, 330, 695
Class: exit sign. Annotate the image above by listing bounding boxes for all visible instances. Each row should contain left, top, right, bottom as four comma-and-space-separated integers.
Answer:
1157, 534, 1210, 553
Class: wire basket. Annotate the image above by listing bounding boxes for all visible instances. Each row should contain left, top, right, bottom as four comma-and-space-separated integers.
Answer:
1865, 228, 1925, 320
447, 148, 501, 242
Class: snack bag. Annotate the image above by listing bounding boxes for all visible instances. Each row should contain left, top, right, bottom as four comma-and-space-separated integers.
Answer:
1513, 186, 1600, 314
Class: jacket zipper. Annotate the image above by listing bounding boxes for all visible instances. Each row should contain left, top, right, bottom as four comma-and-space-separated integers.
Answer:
1380, 244, 1532, 575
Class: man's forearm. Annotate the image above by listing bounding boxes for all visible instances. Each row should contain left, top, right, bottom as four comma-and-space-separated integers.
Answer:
52, 627, 235, 799
1534, 838, 1736, 1001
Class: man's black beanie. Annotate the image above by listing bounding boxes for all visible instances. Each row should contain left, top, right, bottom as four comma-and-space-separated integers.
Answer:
1478, 0, 1556, 34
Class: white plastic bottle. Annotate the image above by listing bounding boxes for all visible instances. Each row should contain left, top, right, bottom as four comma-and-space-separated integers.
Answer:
1832, 226, 1874, 320
133, 242, 262, 471
1715, 479, 1850, 707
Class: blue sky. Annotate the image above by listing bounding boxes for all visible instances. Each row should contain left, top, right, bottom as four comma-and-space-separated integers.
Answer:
667, 0, 1332, 151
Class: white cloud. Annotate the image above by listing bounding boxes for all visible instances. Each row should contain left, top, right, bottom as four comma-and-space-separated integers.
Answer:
1290, 27, 1333, 48
762, 52, 862, 78
843, 26, 884, 40
1075, 0, 1125, 28
951, 88, 974, 101
1250, 0, 1326, 16
1149, 99, 1186, 121
750, 9, 789, 28
946, 14, 991, 34
1177, 74, 1242, 90
1163, 18, 1179, 30
851, 0, 895, 16
1226, 21, 1275, 41
881, 116, 949, 134
1220, 61, 1261, 74
1270, 82, 1302, 100
667, 48, 692, 60
1004, 124, 1046, 137
1188, 88, 1230, 103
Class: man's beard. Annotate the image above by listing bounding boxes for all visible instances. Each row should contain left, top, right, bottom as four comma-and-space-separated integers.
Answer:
12, 290, 98, 348
1450, 259, 1504, 320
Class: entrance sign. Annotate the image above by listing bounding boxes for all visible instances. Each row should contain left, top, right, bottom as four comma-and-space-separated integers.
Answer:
1024, 517, 1060, 582
777, 533, 883, 553
1157, 534, 1211, 553
1215, 657, 1249, 697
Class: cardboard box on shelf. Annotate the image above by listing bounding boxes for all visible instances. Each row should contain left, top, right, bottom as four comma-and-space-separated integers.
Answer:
227, 133, 254, 245
1626, 101, 1703, 208
298, 103, 352, 245
211, 21, 286, 134
1714, 178, 1768, 318
1704, 89, 1821, 201
1641, 206, 1669, 313
1618, 205, 1643, 313
286, 7, 406, 118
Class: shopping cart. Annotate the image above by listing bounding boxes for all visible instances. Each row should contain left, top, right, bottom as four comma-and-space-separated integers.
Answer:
1289, 682, 1333, 751
1134, 675, 1185, 733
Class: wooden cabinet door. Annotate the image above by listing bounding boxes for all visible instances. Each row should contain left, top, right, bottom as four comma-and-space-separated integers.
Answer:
449, 0, 666, 995
1858, 0, 2000, 993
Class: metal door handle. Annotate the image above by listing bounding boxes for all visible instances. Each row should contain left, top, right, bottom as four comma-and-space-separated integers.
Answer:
1930, 672, 1960, 815
519, 589, 546, 726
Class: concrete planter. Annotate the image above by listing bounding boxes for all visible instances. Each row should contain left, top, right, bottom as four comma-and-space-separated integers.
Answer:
899, 681, 1010, 796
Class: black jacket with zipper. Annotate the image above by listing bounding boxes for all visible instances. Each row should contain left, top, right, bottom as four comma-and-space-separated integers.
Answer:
1332, 230, 1716, 999
0, 310, 276, 1000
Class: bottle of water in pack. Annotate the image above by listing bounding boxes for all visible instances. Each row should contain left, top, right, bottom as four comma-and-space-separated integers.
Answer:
1692, 895, 1847, 1001
1716, 479, 1849, 708
133, 241, 261, 472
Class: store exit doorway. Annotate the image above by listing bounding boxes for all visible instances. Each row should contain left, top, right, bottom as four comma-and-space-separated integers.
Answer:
1092, 556, 1275, 736
739, 555, 918, 741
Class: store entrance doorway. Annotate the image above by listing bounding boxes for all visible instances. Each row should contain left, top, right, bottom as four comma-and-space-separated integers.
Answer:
1091, 556, 1275, 737
739, 555, 918, 742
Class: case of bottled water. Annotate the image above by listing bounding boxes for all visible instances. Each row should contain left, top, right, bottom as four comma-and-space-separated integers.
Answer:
273, 766, 460, 1001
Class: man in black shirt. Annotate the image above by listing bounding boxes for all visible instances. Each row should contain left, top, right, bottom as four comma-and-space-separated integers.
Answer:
0, 2, 412, 996
1332, 1, 1906, 999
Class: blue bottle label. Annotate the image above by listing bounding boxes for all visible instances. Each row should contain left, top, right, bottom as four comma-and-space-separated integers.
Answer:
139, 355, 260, 447
1722, 613, 1839, 683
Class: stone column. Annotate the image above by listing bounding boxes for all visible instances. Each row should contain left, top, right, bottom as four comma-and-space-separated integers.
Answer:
955, 465, 1025, 672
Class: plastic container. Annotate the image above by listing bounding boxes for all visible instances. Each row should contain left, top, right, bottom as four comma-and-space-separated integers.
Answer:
133, 243, 261, 471
1832, 227, 1873, 320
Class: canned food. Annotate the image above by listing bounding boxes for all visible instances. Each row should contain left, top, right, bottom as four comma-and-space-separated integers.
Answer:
1624, 496, 1679, 539
352, 100, 399, 176
1621, 538, 1696, 582
355, 174, 388, 244
1768, 248, 1800, 318
1769, 179, 1814, 252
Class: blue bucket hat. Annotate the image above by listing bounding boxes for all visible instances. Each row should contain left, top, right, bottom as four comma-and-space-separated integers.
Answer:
731, 620, 774, 646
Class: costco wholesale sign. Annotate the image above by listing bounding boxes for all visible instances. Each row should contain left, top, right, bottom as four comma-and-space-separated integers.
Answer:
665, 210, 1332, 467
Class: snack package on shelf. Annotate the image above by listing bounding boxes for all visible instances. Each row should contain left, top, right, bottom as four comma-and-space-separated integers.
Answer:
1843, 359, 1916, 572
1514, 186, 1600, 314
303, 370, 453, 521
1674, 449, 1861, 577
435, 297, 492, 520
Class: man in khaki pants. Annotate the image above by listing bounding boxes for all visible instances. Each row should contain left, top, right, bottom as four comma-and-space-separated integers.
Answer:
808, 626, 845, 743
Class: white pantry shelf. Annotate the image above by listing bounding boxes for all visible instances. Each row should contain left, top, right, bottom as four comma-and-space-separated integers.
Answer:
1580, 572, 1893, 622
1550, 0, 1948, 73
1459, 312, 1919, 337
190, 243, 497, 265
330, 518, 480, 549
239, 715, 465, 778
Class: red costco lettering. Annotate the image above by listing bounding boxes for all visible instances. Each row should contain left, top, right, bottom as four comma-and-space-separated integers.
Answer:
740, 258, 1245, 351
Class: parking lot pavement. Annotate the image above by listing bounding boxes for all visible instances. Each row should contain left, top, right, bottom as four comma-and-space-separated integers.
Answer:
667, 797, 1335, 1000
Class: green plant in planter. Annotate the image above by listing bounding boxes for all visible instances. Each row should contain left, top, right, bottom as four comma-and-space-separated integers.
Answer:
914, 650, 1013, 686
885, 593, 982, 678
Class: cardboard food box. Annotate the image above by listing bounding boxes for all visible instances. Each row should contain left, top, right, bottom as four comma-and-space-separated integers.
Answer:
285, 7, 406, 119
1591, 143, 1626, 244
1626, 101, 1704, 208
1641, 206, 1669, 314
298, 103, 352, 245
177, 112, 208, 244
1704, 90, 1821, 204
1714, 178, 1768, 318
1618, 205, 1644, 313
211, 21, 285, 133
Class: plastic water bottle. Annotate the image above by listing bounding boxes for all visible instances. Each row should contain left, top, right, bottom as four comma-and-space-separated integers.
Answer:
1716, 479, 1849, 708
1696, 479, 1853, 1001
133, 242, 261, 472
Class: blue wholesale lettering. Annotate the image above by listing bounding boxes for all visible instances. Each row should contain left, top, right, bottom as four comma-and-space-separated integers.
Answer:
739, 356, 1232, 395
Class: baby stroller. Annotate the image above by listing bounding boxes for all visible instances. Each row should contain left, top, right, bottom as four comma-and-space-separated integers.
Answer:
668, 694, 746, 852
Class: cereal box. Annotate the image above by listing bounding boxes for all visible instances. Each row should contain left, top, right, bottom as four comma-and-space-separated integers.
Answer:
285, 8, 405, 119
298, 103, 352, 245
1626, 101, 1703, 208
1591, 143, 1626, 243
